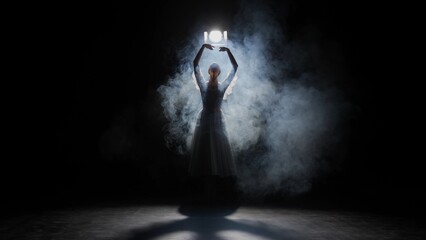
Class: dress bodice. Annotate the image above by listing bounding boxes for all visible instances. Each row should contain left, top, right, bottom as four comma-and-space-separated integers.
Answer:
202, 85, 223, 112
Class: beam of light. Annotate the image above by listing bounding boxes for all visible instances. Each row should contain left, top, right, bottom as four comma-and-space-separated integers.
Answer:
209, 30, 223, 43
204, 31, 208, 43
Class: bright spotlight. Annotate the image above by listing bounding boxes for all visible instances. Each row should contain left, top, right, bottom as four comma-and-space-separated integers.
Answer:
209, 31, 222, 43
204, 30, 228, 46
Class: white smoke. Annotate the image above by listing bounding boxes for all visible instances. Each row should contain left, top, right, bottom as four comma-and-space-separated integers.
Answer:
157, 0, 349, 198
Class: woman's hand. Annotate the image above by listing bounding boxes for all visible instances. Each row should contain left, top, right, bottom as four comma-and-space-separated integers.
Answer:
203, 44, 214, 50
219, 47, 229, 52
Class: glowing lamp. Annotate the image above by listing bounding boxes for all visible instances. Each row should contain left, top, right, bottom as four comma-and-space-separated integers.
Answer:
204, 30, 227, 46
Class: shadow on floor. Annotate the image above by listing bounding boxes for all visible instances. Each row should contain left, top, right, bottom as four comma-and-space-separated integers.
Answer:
122, 187, 297, 240
123, 207, 298, 240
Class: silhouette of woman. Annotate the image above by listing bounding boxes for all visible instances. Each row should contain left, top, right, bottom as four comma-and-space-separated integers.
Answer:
189, 43, 238, 201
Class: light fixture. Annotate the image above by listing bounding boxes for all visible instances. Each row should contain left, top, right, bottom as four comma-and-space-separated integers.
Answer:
204, 30, 227, 46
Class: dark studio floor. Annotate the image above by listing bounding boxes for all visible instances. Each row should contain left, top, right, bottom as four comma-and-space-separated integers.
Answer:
1, 194, 425, 240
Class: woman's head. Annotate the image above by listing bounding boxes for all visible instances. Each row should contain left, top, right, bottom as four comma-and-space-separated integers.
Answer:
208, 63, 221, 80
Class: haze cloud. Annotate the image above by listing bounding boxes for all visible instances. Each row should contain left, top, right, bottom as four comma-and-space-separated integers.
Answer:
158, 0, 349, 198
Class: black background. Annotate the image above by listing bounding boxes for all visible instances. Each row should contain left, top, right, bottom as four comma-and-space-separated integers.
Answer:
4, 0, 423, 215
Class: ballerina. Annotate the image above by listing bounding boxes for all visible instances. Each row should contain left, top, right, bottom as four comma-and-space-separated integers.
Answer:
189, 43, 238, 200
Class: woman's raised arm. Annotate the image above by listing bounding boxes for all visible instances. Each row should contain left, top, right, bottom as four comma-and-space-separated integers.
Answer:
219, 47, 238, 90
193, 44, 214, 91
